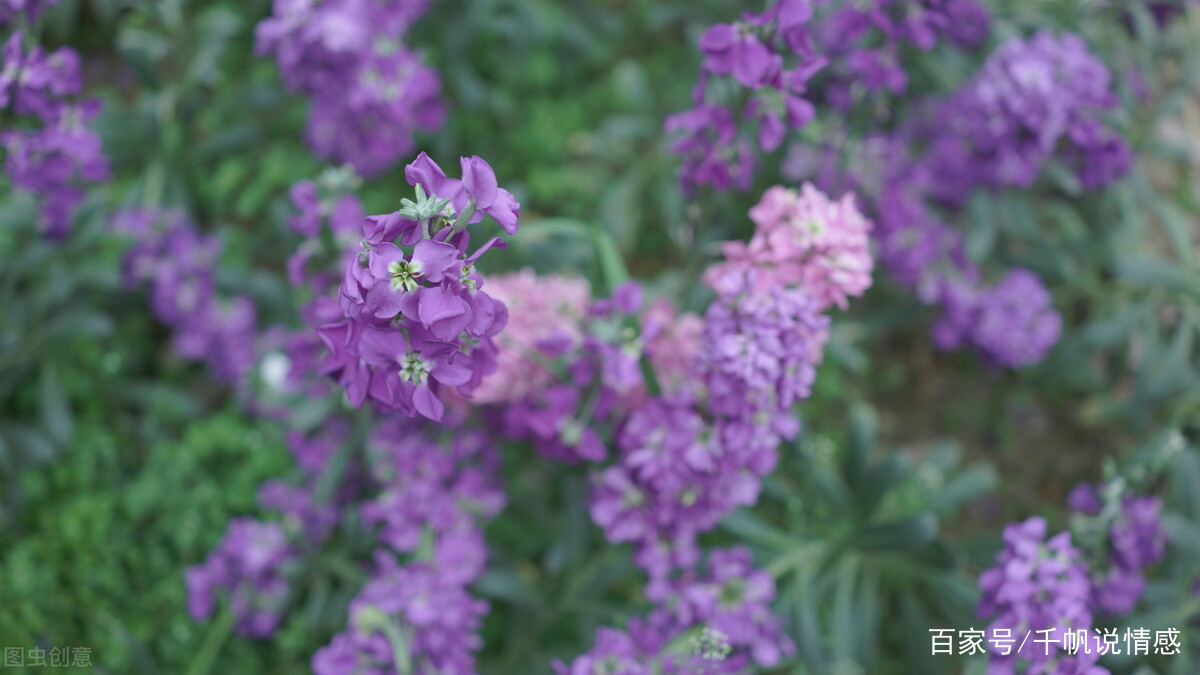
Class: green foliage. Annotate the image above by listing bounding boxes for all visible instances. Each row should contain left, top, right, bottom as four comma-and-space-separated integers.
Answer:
0, 407, 306, 674
2, 0, 1199, 672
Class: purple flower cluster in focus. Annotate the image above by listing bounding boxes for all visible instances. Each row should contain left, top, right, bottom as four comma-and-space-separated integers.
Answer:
1, 29, 108, 237
666, 0, 825, 192
320, 152, 519, 422
116, 208, 259, 383
516, 182, 871, 670
256, 0, 444, 176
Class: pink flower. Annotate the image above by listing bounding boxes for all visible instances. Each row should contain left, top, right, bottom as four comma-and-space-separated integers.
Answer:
704, 183, 874, 311
469, 269, 591, 404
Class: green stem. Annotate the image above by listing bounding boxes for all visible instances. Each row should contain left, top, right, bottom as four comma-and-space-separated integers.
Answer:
378, 620, 413, 675
185, 604, 234, 675
314, 434, 354, 505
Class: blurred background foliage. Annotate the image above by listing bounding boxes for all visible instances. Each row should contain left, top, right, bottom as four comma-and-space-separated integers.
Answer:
1, 0, 1198, 673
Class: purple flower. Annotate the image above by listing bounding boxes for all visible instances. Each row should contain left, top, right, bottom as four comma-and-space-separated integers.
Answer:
1109, 496, 1165, 572
4, 100, 109, 238
114, 208, 259, 383
319, 152, 519, 421
312, 555, 489, 675
933, 269, 1062, 368
402, 152, 521, 235
665, 104, 755, 194
561, 548, 793, 672
667, 0, 824, 192
256, 0, 443, 175
360, 422, 504, 556
186, 518, 295, 638
977, 517, 1104, 673
553, 628, 650, 675
1067, 483, 1102, 515
700, 270, 829, 418
0, 32, 81, 119
287, 180, 322, 237
941, 31, 1129, 190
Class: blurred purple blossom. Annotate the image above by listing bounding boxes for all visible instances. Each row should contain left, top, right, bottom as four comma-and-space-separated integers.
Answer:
256, 0, 444, 176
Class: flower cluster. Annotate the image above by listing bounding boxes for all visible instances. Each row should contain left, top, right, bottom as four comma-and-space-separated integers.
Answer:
521, 183, 865, 671
359, 424, 505, 561
670, 10, 1125, 371
977, 517, 1106, 674
314, 556, 489, 675
255, 0, 444, 176
856, 128, 1067, 368
469, 269, 592, 405
814, 0, 990, 108
557, 547, 794, 673
703, 183, 873, 311
668, 0, 994, 192
932, 269, 1063, 369
1068, 482, 1167, 616
849, 31, 1132, 370
929, 31, 1131, 193
666, 0, 825, 192
866, 32, 1125, 368
186, 518, 296, 638
588, 272, 830, 585
311, 421, 505, 674
115, 208, 259, 383
319, 152, 520, 422
496, 280, 648, 463
1, 30, 108, 237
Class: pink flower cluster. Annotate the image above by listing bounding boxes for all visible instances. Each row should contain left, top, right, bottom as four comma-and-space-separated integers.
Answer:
469, 268, 592, 405
704, 183, 874, 311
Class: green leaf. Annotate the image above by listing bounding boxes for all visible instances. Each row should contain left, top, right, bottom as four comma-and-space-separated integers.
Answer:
853, 514, 938, 552
787, 575, 826, 672
1116, 257, 1200, 298
831, 557, 859, 665
844, 405, 877, 491
591, 226, 630, 293
719, 508, 794, 550
1161, 512, 1200, 558
1080, 303, 1149, 349
475, 569, 542, 609
855, 453, 910, 518
928, 465, 997, 513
